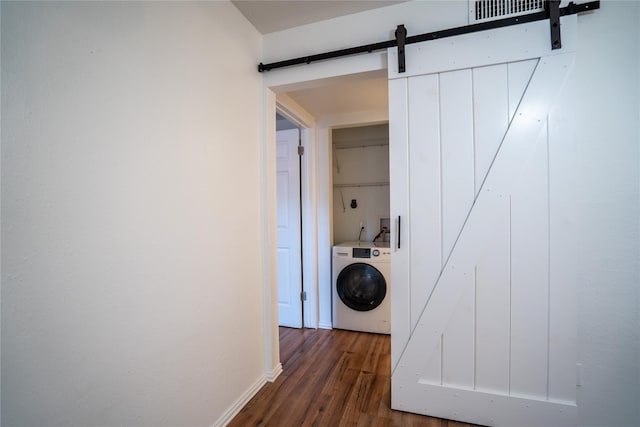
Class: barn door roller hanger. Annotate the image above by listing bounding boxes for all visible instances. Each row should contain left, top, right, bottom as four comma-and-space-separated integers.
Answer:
257, 1, 599, 73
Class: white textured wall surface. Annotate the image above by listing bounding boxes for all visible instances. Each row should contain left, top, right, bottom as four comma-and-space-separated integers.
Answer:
1, 2, 263, 426
573, 2, 640, 426
332, 125, 390, 244
262, 0, 468, 64
261, 1, 468, 92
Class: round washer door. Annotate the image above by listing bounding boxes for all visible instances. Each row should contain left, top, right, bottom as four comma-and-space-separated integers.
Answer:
336, 263, 387, 312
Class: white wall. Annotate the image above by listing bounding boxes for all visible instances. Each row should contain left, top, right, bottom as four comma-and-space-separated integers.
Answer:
262, 1, 640, 426
1, 2, 264, 426
573, 2, 640, 426
332, 125, 390, 244
263, 1, 468, 65
262, 1, 467, 93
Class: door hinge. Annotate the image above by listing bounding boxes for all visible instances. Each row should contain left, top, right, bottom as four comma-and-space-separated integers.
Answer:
301, 291, 307, 301
298, 145, 304, 156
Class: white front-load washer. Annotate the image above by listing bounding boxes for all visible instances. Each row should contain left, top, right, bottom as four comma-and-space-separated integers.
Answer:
332, 241, 391, 334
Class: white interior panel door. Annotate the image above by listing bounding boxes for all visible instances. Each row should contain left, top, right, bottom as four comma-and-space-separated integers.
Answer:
389, 16, 578, 427
276, 129, 302, 328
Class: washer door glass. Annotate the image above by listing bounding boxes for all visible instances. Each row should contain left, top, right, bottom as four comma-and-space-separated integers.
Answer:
337, 263, 387, 312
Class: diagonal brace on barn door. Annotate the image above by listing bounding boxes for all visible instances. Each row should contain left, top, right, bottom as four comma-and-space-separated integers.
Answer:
257, 1, 599, 73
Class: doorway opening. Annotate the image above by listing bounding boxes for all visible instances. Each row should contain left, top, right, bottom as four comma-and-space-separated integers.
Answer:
268, 73, 390, 371
274, 104, 315, 334
276, 113, 304, 328
283, 74, 389, 326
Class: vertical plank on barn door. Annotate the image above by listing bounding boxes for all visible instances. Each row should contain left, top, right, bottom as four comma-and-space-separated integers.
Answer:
441, 70, 475, 262
472, 63, 512, 393
547, 88, 578, 402
441, 272, 475, 388
510, 120, 550, 398
408, 74, 442, 334
389, 77, 410, 370
473, 64, 509, 197
434, 69, 475, 389
474, 193, 511, 393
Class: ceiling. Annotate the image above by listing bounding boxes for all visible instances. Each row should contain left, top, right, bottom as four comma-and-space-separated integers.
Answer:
286, 76, 388, 118
231, 0, 405, 35
232, 1, 396, 120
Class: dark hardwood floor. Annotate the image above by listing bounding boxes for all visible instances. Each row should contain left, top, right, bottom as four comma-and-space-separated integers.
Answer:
228, 327, 482, 426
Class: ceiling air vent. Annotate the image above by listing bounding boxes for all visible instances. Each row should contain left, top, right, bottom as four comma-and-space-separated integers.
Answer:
471, 0, 544, 22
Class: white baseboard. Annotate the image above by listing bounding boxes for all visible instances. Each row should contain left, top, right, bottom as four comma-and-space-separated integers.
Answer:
318, 321, 332, 330
266, 363, 283, 382
212, 373, 266, 427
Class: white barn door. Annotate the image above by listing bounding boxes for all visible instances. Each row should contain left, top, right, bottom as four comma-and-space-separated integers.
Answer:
389, 17, 577, 426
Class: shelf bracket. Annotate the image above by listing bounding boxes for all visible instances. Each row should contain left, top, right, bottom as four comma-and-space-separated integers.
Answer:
395, 24, 407, 73
546, 0, 562, 50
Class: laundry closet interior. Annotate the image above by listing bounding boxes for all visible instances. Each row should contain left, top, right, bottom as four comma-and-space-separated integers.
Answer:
330, 123, 392, 335
275, 106, 392, 335
331, 124, 390, 245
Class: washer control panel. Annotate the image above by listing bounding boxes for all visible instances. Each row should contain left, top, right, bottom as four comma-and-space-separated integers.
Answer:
353, 248, 371, 258
333, 242, 391, 262
352, 247, 388, 258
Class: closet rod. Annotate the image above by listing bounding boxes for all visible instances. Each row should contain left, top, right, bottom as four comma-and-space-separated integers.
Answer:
257, 1, 599, 73
334, 144, 389, 150
334, 182, 390, 188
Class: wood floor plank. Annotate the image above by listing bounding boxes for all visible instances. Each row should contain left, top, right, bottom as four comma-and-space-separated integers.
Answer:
228, 327, 485, 427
